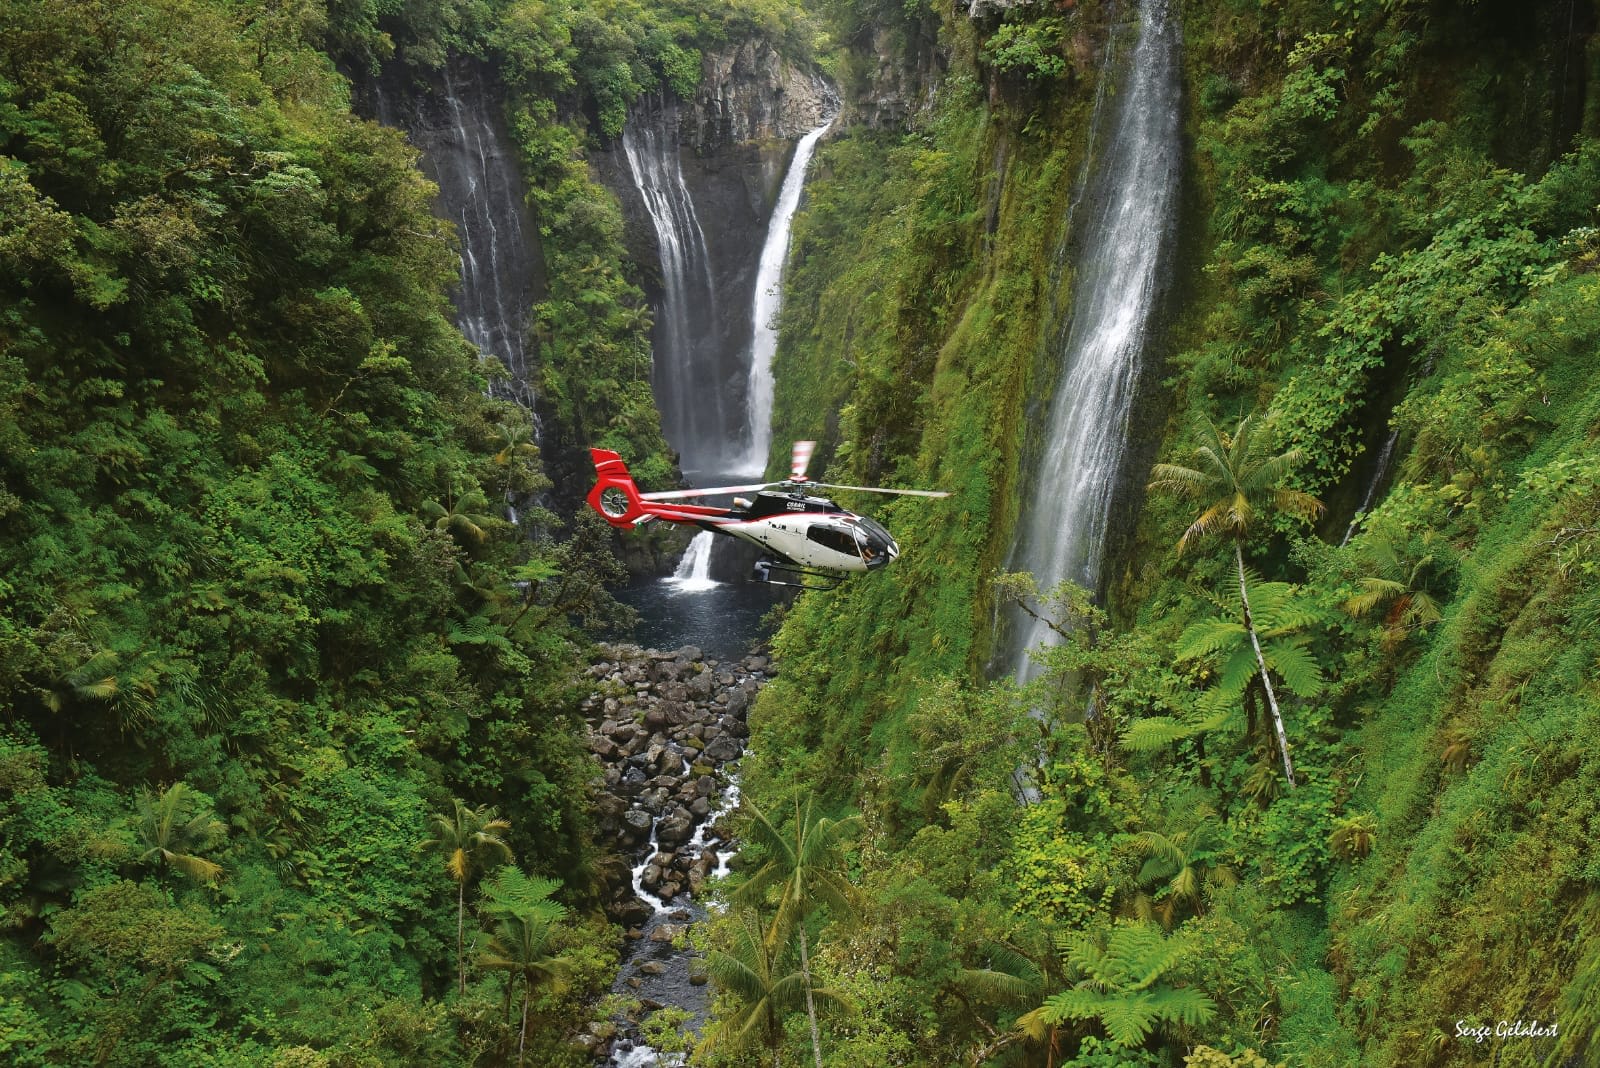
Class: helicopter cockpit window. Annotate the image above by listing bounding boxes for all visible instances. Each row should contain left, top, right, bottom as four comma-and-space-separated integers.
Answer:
805, 525, 861, 558
855, 516, 893, 545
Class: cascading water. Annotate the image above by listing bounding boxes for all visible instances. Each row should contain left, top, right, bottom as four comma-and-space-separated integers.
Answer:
1007, 0, 1183, 684
1340, 427, 1401, 546
621, 95, 725, 480
740, 116, 835, 477
368, 61, 541, 419
665, 531, 719, 592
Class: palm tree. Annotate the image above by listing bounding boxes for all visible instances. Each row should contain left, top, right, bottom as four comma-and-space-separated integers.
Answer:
733, 796, 861, 1068
422, 485, 499, 548
420, 799, 513, 994
490, 422, 541, 500
699, 907, 834, 1068
40, 648, 119, 713
953, 931, 1056, 1067
1148, 413, 1324, 787
134, 783, 226, 884
476, 868, 572, 1066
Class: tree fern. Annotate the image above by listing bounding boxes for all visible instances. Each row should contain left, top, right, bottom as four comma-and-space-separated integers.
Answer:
1029, 921, 1215, 1049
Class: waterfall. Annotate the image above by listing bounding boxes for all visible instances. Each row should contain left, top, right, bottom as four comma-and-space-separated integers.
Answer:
364, 60, 540, 431
740, 117, 834, 477
665, 531, 719, 591
1007, 0, 1183, 684
620, 96, 724, 479
1341, 427, 1400, 546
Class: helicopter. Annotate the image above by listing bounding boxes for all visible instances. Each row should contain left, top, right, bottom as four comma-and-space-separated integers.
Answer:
586, 441, 949, 588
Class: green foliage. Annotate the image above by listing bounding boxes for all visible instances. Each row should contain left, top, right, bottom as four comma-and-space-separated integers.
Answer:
982, 17, 1069, 81
131, 783, 227, 885
1023, 921, 1216, 1050
698, 907, 816, 1065
726, 3, 1600, 1067
0, 0, 638, 1059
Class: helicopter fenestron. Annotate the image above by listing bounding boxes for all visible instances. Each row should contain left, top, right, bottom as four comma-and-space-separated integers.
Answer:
586, 441, 949, 588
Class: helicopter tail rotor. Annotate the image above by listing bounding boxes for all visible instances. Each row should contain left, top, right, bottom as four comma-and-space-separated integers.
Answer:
586, 449, 650, 528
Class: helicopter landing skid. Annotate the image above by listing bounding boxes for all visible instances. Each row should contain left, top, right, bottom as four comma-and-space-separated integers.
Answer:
751, 558, 842, 591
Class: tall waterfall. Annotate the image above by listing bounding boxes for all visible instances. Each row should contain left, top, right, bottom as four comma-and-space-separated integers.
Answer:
740, 117, 834, 477
368, 61, 540, 418
1008, 0, 1182, 683
620, 96, 724, 479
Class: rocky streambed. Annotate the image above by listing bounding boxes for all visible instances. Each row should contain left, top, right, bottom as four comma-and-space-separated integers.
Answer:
579, 643, 768, 1065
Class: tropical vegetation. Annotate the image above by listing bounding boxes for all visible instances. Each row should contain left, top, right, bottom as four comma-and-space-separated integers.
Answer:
4, 0, 1598, 1065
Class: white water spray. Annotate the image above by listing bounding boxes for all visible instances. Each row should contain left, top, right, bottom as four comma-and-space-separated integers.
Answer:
621, 98, 723, 472
1341, 427, 1400, 546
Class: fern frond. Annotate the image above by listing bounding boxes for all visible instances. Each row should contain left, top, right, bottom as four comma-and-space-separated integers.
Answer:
1175, 619, 1245, 662
1266, 638, 1324, 696
1122, 717, 1202, 752
1344, 577, 1404, 618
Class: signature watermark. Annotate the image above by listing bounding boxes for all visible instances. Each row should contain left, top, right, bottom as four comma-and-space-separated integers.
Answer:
1454, 1018, 1558, 1044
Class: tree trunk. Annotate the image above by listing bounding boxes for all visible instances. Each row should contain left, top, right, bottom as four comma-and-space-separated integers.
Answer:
798, 924, 823, 1068
457, 880, 466, 995
1236, 542, 1296, 787
518, 987, 530, 1067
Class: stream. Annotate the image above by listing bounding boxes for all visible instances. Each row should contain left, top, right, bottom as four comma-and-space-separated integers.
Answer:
579, 635, 771, 1065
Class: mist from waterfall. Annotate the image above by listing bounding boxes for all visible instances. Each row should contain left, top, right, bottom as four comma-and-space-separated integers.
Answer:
1007, 0, 1183, 684
740, 116, 834, 477
620, 95, 724, 480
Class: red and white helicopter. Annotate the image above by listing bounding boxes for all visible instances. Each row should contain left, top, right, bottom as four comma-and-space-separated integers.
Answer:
587, 441, 949, 588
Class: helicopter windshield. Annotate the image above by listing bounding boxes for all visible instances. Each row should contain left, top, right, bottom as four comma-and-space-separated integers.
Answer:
855, 516, 893, 545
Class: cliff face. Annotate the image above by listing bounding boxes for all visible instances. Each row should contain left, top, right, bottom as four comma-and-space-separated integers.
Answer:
685, 37, 836, 150
588, 40, 835, 483
838, 22, 947, 129
594, 37, 834, 296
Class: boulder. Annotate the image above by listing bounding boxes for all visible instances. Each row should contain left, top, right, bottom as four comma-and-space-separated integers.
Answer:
622, 808, 654, 839
592, 793, 627, 828
703, 735, 742, 763
657, 813, 693, 847
612, 898, 653, 928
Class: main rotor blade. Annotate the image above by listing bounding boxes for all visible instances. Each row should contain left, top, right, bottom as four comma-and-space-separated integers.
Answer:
810, 482, 951, 498
639, 483, 777, 501
791, 440, 815, 482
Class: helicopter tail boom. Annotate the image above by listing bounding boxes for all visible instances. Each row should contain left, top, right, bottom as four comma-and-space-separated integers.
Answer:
587, 450, 732, 529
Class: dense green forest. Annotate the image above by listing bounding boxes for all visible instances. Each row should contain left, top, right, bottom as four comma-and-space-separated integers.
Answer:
734, 0, 1600, 1065
0, 0, 798, 1063
4, 0, 1599, 1065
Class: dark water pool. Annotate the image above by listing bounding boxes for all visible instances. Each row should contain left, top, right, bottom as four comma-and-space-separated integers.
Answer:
610, 575, 782, 660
